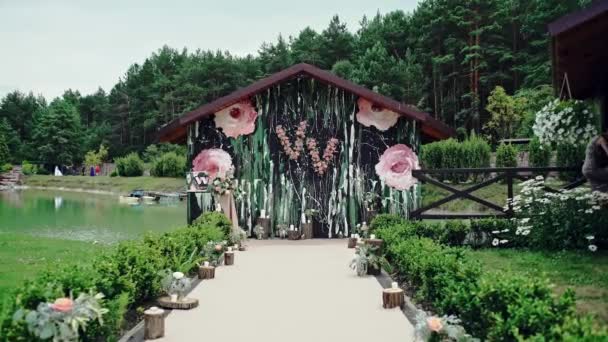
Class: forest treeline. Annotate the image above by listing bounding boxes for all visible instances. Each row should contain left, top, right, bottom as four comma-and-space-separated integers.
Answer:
0, 0, 590, 167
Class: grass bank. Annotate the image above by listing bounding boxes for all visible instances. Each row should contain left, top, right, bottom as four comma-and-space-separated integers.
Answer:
0, 233, 105, 305
23, 175, 185, 194
471, 249, 608, 324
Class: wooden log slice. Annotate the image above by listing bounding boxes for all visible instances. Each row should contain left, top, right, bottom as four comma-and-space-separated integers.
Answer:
256, 217, 270, 238
198, 265, 215, 280
382, 288, 404, 309
288, 230, 300, 240
301, 223, 313, 239
365, 238, 383, 248
224, 251, 235, 265
157, 296, 199, 310
144, 307, 165, 339
347, 237, 357, 248
239, 245, 247, 251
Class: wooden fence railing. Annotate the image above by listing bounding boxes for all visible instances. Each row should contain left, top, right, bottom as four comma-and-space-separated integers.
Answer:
410, 167, 587, 220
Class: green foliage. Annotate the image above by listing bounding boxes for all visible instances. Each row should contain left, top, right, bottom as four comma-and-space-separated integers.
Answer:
421, 136, 491, 182
193, 211, 233, 238
556, 143, 585, 181
115, 152, 144, 177
150, 152, 187, 178
21, 160, 38, 175
528, 137, 552, 167
484, 86, 521, 142
0, 212, 229, 340
109, 170, 118, 177
83, 144, 108, 167
143, 143, 186, 163
469, 218, 517, 247
514, 85, 555, 138
495, 143, 518, 167
0, 130, 9, 166
331, 60, 355, 80
32, 100, 83, 167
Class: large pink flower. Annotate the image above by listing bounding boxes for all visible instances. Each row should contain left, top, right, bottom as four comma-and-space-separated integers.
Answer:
192, 149, 233, 179
355, 98, 400, 131
375, 144, 419, 190
213, 100, 258, 138
50, 298, 73, 313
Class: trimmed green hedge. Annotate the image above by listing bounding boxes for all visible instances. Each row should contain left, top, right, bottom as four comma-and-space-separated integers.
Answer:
373, 214, 607, 340
0, 212, 230, 340
115, 152, 145, 177
150, 152, 187, 178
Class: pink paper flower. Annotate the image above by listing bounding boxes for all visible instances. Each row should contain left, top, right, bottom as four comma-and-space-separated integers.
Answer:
214, 100, 258, 138
427, 316, 443, 332
50, 298, 73, 313
375, 144, 419, 190
192, 149, 233, 179
355, 98, 400, 131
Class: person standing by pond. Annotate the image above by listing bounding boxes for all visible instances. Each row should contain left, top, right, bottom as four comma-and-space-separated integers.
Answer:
582, 131, 608, 192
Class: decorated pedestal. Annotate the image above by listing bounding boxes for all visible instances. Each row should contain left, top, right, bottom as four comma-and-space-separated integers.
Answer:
256, 217, 270, 239
157, 296, 199, 310
144, 306, 165, 339
382, 282, 404, 309
198, 265, 215, 280
224, 251, 235, 265
301, 222, 313, 239
288, 230, 300, 240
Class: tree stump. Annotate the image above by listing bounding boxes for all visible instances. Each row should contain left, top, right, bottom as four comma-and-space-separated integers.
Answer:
157, 296, 199, 310
256, 217, 270, 238
288, 230, 300, 240
382, 288, 404, 309
144, 306, 165, 339
224, 251, 235, 265
365, 238, 383, 248
239, 245, 247, 251
198, 265, 215, 280
347, 237, 357, 248
301, 222, 313, 239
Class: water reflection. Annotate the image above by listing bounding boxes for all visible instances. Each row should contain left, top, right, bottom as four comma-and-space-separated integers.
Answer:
0, 189, 186, 243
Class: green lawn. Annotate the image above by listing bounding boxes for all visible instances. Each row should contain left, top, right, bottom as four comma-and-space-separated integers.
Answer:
0, 233, 105, 305
470, 249, 608, 323
24, 175, 185, 194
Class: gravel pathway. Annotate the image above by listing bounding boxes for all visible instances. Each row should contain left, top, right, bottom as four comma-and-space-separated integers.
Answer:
158, 239, 414, 341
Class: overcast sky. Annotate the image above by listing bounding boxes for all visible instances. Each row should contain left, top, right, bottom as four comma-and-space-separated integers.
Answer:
0, 0, 419, 101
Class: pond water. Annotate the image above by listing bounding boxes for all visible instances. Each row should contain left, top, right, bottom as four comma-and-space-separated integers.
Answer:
0, 190, 186, 243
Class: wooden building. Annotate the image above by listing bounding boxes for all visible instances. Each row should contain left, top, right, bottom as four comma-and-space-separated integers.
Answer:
158, 63, 453, 237
549, 0, 608, 128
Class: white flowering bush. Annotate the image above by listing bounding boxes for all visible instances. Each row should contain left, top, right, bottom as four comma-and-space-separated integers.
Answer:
507, 176, 608, 250
532, 99, 598, 146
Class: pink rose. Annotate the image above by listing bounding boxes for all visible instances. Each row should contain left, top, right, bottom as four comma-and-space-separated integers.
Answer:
355, 98, 400, 131
214, 100, 258, 138
427, 317, 443, 332
375, 144, 419, 190
50, 297, 73, 313
192, 149, 233, 179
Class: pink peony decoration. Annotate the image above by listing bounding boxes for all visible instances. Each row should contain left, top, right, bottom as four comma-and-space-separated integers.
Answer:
50, 298, 74, 313
375, 144, 419, 190
213, 100, 258, 138
192, 149, 233, 179
355, 98, 400, 131
427, 316, 443, 332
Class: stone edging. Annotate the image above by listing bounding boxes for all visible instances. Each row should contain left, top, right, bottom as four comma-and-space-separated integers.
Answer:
373, 270, 419, 325
118, 276, 203, 342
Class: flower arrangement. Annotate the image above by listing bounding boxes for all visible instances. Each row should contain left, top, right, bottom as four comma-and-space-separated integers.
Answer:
13, 291, 108, 342
532, 99, 597, 146
306, 137, 339, 176
201, 240, 227, 266
507, 176, 608, 250
375, 144, 419, 190
230, 228, 248, 247
414, 311, 477, 341
349, 245, 386, 277
253, 225, 265, 239
275, 224, 288, 239
276, 121, 307, 160
363, 191, 380, 211
209, 174, 238, 196
160, 271, 192, 301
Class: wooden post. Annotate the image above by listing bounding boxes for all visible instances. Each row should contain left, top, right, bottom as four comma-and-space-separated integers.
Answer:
198, 265, 215, 280
224, 251, 235, 265
288, 230, 300, 240
382, 288, 404, 309
347, 237, 357, 248
144, 307, 165, 339
301, 222, 313, 239
256, 217, 270, 238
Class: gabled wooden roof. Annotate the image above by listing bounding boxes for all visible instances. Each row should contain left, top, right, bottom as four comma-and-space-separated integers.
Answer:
157, 63, 454, 142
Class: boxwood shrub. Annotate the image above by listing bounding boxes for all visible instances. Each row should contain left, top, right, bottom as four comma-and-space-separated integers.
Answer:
0, 212, 228, 341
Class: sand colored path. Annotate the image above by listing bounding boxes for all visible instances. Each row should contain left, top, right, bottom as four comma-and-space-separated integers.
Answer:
159, 239, 414, 341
